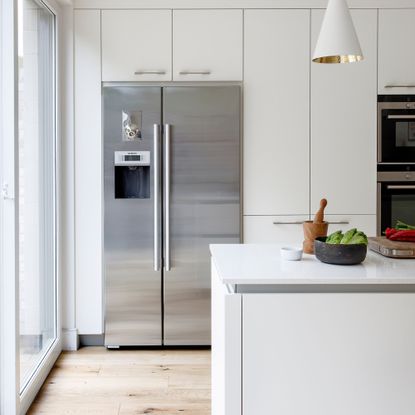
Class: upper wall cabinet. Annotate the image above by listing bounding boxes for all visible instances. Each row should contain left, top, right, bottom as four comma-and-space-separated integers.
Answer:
243, 9, 310, 215
102, 10, 172, 81
173, 10, 243, 81
311, 10, 377, 215
378, 10, 415, 94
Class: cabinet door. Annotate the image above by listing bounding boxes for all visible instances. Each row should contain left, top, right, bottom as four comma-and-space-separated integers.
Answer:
74, 10, 103, 334
311, 10, 377, 215
173, 10, 242, 81
244, 216, 309, 245
325, 215, 376, 236
244, 10, 310, 216
379, 10, 415, 94
243, 293, 415, 415
102, 10, 172, 81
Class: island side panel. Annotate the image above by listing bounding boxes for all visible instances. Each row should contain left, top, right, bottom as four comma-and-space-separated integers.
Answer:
211, 259, 242, 415
243, 293, 415, 415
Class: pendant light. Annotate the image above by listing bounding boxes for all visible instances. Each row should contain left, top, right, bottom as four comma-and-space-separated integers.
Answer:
312, 0, 363, 64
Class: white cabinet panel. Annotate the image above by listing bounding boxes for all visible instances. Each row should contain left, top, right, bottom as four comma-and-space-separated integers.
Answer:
244, 10, 310, 215
311, 10, 377, 215
325, 214, 376, 236
211, 261, 241, 415
379, 10, 415, 94
243, 293, 415, 415
102, 10, 172, 81
244, 216, 308, 244
74, 10, 102, 334
173, 10, 242, 81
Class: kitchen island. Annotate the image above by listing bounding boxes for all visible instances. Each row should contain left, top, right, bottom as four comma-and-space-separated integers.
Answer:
211, 244, 415, 415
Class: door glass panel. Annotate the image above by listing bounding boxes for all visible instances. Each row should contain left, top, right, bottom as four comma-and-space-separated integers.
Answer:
18, 0, 56, 391
391, 194, 415, 226
395, 122, 415, 147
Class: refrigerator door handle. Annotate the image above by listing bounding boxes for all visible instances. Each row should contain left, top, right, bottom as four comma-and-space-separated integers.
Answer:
153, 124, 161, 271
164, 123, 171, 271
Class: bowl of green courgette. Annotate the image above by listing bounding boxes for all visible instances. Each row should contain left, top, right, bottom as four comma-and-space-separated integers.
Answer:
314, 228, 368, 265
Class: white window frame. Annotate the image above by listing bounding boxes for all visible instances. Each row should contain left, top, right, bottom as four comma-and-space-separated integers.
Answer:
1, 0, 19, 413
1, 0, 63, 413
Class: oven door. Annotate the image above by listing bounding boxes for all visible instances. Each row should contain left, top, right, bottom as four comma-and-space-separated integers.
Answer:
378, 181, 415, 234
378, 102, 415, 163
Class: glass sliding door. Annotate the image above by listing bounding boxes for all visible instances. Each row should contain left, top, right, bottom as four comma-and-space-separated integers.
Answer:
18, 0, 57, 393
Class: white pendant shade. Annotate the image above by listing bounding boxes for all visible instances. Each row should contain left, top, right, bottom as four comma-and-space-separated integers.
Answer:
313, 0, 363, 64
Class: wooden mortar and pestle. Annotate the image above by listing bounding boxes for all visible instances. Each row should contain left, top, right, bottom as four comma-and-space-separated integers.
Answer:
303, 199, 329, 254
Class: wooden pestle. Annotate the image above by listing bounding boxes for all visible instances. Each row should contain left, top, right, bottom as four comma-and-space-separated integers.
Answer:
313, 198, 328, 224
303, 198, 329, 254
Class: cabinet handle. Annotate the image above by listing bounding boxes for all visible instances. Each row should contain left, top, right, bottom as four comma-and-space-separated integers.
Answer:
134, 70, 166, 75
384, 84, 415, 88
387, 115, 415, 120
387, 185, 415, 190
273, 221, 304, 225
273, 220, 350, 225
179, 70, 211, 75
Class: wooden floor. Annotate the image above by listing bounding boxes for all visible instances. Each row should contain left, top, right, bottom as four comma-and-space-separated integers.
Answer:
28, 347, 211, 415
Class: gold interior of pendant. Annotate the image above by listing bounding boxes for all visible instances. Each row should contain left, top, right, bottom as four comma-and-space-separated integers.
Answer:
312, 54, 364, 64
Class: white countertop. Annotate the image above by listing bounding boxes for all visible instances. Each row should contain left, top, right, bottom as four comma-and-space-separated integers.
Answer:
210, 244, 415, 285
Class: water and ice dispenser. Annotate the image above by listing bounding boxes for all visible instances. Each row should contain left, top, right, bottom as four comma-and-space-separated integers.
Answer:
114, 151, 150, 199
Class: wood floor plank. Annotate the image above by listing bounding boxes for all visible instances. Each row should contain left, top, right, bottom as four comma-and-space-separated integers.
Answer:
27, 347, 211, 415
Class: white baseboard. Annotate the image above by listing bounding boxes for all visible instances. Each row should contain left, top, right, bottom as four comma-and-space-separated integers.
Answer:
62, 328, 79, 351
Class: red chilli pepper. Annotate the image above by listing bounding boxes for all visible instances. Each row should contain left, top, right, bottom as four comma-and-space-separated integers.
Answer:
388, 230, 415, 242
385, 228, 399, 239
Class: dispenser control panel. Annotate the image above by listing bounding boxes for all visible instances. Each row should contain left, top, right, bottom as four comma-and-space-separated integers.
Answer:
114, 151, 150, 166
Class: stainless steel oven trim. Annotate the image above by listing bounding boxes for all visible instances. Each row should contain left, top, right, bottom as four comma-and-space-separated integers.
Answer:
377, 171, 415, 182
377, 171, 415, 235
377, 101, 415, 163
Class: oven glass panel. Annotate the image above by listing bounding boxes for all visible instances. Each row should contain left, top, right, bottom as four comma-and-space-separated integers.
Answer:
381, 109, 415, 162
391, 194, 415, 225
396, 122, 415, 147
380, 183, 415, 232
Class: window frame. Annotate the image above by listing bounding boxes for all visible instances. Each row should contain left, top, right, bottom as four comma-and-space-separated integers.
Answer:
0, 0, 63, 412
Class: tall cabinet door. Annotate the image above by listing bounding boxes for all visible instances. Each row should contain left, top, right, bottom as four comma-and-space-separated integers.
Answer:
311, 10, 377, 216
378, 10, 415, 95
102, 10, 172, 82
243, 10, 310, 217
74, 10, 103, 334
163, 86, 241, 345
103, 87, 163, 346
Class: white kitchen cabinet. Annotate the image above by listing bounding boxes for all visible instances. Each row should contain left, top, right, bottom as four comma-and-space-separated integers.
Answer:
243, 293, 415, 415
311, 10, 377, 215
102, 10, 172, 82
74, 10, 103, 334
378, 10, 415, 94
243, 216, 309, 244
244, 215, 376, 245
244, 10, 310, 216
211, 261, 242, 415
173, 10, 242, 81
325, 214, 376, 236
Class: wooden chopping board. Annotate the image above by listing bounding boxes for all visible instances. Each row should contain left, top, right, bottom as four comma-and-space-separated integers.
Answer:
368, 237, 415, 259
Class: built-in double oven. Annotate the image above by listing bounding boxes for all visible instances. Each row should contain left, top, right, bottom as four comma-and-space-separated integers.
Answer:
378, 96, 415, 234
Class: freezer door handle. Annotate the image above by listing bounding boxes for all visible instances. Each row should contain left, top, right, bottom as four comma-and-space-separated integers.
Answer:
164, 124, 171, 271
153, 124, 161, 271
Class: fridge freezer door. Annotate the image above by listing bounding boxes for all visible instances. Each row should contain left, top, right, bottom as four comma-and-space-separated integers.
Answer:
163, 86, 241, 345
104, 86, 162, 346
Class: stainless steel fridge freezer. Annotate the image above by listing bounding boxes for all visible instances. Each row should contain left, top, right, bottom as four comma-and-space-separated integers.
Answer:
103, 85, 240, 347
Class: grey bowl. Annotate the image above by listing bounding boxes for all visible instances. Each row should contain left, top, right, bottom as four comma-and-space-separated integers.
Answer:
314, 237, 367, 265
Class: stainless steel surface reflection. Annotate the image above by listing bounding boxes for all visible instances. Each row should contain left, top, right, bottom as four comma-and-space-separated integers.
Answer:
163, 86, 241, 345
104, 85, 240, 346
104, 87, 162, 346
